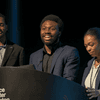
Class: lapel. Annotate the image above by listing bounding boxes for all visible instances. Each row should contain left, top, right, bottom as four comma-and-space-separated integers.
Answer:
95, 71, 100, 89
1, 44, 13, 66
82, 57, 95, 86
36, 48, 43, 71
50, 42, 64, 73
95, 58, 100, 89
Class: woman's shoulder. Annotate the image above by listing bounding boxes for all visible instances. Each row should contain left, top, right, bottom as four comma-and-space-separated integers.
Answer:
83, 57, 95, 69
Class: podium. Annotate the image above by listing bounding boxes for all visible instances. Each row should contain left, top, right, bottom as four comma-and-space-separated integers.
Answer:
0, 65, 89, 100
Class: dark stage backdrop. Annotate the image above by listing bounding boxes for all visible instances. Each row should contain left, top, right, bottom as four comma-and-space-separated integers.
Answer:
1, 0, 100, 84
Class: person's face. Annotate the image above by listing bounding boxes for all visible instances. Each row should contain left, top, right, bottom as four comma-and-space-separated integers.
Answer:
84, 34, 100, 57
40, 20, 60, 46
0, 17, 7, 37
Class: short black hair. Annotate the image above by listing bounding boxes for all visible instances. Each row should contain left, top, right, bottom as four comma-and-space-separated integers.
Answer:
40, 14, 64, 33
0, 13, 6, 23
84, 27, 100, 42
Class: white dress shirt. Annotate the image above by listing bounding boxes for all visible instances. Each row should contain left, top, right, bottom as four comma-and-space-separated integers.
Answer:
0, 45, 6, 66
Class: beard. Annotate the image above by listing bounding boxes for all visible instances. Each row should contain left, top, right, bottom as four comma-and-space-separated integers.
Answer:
0, 33, 6, 44
0, 28, 7, 44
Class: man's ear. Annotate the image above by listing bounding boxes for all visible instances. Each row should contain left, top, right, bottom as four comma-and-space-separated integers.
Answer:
5, 25, 8, 31
59, 31, 61, 37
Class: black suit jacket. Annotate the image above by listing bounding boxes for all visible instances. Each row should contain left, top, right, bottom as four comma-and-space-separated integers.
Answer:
1, 39, 25, 66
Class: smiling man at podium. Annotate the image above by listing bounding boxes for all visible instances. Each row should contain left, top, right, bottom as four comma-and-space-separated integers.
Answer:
29, 14, 80, 82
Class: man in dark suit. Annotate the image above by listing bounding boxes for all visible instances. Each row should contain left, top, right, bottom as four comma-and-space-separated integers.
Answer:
0, 13, 25, 66
29, 14, 80, 81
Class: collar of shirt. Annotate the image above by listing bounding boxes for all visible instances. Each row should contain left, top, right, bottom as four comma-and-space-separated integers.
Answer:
92, 60, 100, 69
43, 42, 60, 55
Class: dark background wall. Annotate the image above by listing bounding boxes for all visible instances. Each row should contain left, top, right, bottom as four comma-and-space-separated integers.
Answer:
1, 0, 100, 83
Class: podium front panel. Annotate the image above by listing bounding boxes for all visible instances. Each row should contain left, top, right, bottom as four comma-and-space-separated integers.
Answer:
0, 67, 88, 100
